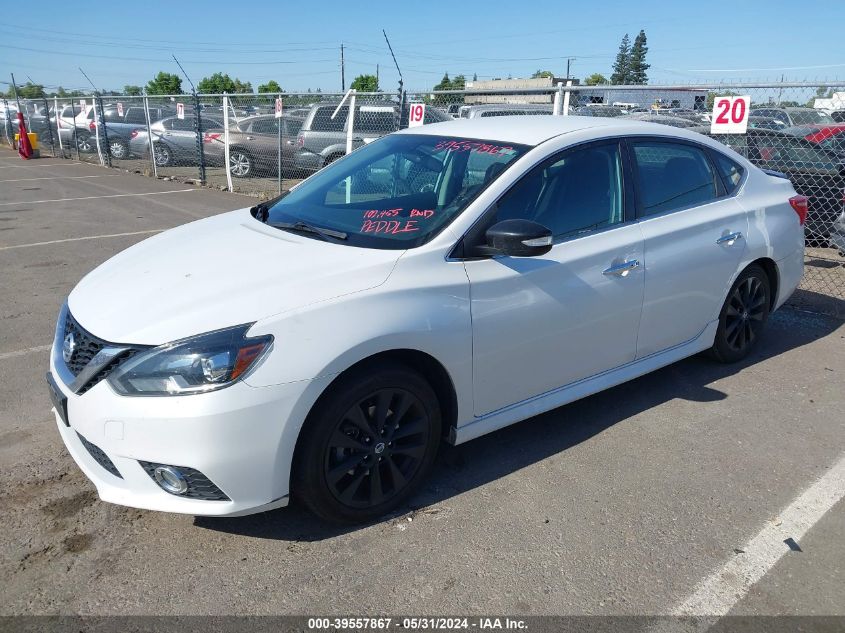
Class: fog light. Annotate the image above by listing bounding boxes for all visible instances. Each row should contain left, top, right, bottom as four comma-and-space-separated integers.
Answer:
153, 465, 188, 495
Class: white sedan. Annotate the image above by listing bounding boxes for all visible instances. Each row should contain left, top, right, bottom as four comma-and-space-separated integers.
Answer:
48, 116, 805, 523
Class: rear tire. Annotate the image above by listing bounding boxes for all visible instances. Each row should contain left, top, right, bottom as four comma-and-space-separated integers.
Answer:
709, 264, 771, 363
153, 142, 171, 167
108, 138, 129, 159
323, 152, 344, 168
229, 150, 254, 178
293, 362, 441, 524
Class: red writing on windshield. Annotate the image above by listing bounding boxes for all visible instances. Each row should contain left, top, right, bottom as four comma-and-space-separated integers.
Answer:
361, 219, 420, 235
362, 208, 435, 220
434, 140, 513, 155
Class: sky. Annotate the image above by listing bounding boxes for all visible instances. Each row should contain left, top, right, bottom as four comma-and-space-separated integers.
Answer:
1, 0, 843, 95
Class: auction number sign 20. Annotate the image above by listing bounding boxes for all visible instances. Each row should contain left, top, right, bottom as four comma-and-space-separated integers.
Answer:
710, 95, 751, 134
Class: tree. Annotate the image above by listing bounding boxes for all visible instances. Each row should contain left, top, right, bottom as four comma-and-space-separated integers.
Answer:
434, 73, 451, 91
12, 82, 46, 99
257, 80, 282, 94
629, 30, 650, 84
472, 73, 478, 82
531, 70, 554, 79
123, 85, 142, 96
451, 74, 466, 90
197, 72, 246, 94
146, 72, 182, 95
584, 73, 608, 86
610, 33, 631, 84
350, 74, 380, 92
232, 78, 253, 93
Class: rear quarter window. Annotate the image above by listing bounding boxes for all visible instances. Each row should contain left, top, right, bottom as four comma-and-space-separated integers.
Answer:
712, 152, 745, 194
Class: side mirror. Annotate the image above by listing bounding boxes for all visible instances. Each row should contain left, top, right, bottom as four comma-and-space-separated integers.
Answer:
485, 219, 553, 257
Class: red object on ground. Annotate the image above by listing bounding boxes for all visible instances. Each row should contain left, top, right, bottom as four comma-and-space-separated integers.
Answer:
16, 112, 33, 159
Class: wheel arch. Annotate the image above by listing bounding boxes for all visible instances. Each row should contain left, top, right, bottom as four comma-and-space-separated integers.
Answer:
291, 348, 459, 470
747, 256, 780, 311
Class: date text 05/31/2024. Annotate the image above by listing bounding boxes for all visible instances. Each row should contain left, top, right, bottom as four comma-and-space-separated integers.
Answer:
306, 617, 528, 630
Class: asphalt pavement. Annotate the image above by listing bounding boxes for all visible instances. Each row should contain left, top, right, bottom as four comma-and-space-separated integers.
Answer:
0, 150, 842, 620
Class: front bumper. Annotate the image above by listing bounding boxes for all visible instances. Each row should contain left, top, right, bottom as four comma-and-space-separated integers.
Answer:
49, 350, 332, 517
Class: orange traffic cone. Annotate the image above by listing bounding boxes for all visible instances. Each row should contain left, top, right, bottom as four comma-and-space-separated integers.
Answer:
17, 112, 33, 159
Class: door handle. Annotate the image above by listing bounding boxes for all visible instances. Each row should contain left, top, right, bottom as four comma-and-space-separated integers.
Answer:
603, 260, 640, 276
716, 231, 743, 245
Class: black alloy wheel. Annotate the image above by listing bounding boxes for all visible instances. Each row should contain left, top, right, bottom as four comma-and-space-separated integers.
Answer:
710, 264, 770, 363
324, 388, 430, 509
294, 363, 441, 523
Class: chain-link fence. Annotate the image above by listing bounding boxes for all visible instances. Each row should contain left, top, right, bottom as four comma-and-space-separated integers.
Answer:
3, 81, 843, 310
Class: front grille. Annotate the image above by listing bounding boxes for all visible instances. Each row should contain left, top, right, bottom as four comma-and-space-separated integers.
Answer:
77, 433, 122, 479
139, 461, 230, 501
63, 313, 104, 376
62, 311, 140, 394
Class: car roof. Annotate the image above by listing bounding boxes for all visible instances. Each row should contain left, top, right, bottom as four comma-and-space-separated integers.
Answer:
394, 115, 708, 146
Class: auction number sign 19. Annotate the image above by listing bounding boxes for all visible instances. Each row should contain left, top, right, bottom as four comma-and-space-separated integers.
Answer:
710, 95, 751, 134
408, 103, 426, 128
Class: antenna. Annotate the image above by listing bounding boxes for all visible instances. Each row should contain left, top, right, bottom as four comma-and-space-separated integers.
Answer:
383, 29, 403, 93
172, 54, 196, 93
79, 67, 99, 94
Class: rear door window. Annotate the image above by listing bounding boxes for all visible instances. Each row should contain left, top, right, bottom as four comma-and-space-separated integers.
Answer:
124, 108, 147, 124
631, 141, 719, 216
310, 105, 347, 132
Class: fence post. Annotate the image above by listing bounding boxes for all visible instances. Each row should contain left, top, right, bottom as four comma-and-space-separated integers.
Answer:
53, 97, 64, 157
95, 95, 111, 167
562, 79, 573, 116
277, 92, 282, 195
142, 92, 157, 178
553, 83, 564, 115
222, 93, 233, 192
42, 97, 56, 157
71, 100, 81, 161
2, 98, 12, 147
192, 91, 205, 183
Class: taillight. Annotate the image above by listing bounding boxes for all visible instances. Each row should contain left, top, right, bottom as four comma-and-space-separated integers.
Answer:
89, 121, 96, 131
789, 195, 809, 226
297, 134, 304, 147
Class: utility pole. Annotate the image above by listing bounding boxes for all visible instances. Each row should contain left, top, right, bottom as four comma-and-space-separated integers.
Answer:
340, 43, 345, 91
565, 57, 576, 80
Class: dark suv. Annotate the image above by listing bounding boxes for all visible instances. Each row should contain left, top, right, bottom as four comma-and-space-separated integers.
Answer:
294, 101, 450, 173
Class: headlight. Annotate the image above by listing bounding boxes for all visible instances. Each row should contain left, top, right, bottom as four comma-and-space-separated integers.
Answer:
107, 324, 272, 396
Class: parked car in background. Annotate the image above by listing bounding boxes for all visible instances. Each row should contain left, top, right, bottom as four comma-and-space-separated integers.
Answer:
749, 107, 836, 127
621, 113, 701, 128
446, 103, 463, 118
573, 105, 624, 117
748, 116, 789, 131
294, 101, 450, 174
129, 116, 224, 167
47, 116, 805, 523
784, 124, 845, 159
202, 115, 306, 178
460, 104, 554, 119
700, 127, 845, 244
831, 111, 845, 123
95, 104, 175, 159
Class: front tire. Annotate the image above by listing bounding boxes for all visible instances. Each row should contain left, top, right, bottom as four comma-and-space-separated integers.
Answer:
709, 264, 771, 363
293, 362, 442, 524
108, 138, 129, 159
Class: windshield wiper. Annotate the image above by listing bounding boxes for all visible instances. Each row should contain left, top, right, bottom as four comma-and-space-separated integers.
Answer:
269, 221, 348, 241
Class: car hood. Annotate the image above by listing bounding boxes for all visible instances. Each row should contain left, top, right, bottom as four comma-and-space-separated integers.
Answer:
68, 208, 403, 345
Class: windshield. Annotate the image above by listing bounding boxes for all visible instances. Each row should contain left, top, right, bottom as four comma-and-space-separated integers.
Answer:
265, 133, 529, 249
789, 109, 835, 125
